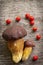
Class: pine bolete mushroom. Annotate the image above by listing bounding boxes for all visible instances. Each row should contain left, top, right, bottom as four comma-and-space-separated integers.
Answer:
22, 40, 35, 61
2, 24, 27, 63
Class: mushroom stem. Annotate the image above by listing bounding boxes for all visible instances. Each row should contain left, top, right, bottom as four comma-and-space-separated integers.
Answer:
7, 39, 24, 63
12, 51, 23, 63
22, 47, 32, 61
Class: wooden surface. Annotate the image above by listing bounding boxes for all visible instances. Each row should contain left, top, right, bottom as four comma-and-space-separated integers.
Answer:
0, 0, 43, 65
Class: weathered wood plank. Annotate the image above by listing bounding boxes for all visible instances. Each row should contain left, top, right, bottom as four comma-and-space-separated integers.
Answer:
0, 0, 43, 65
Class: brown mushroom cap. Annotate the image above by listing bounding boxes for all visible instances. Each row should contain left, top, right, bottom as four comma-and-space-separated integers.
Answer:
2, 24, 27, 41
24, 40, 35, 47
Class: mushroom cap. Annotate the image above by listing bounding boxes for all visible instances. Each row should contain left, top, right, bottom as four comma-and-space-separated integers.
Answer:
2, 24, 27, 41
24, 40, 35, 47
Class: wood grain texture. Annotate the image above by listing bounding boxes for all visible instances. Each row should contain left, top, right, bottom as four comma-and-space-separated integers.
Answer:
0, 0, 43, 65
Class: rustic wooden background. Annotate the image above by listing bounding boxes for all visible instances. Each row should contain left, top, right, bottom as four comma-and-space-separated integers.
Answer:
0, 0, 43, 65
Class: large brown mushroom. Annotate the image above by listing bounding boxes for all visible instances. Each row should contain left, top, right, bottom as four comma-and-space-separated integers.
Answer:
2, 24, 27, 63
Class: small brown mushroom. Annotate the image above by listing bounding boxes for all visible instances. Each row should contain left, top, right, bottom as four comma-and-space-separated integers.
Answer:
22, 40, 35, 61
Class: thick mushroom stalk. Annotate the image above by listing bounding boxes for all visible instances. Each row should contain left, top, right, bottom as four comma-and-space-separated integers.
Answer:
8, 39, 24, 63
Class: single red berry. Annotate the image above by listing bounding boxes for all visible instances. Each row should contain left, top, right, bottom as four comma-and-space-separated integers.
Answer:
29, 16, 34, 21
6, 19, 11, 24
30, 21, 34, 25
36, 35, 41, 40
33, 55, 38, 61
15, 16, 21, 22
32, 27, 37, 32
25, 13, 30, 19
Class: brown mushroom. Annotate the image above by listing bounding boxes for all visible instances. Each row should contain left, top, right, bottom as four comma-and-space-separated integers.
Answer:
22, 40, 35, 61
2, 24, 27, 63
